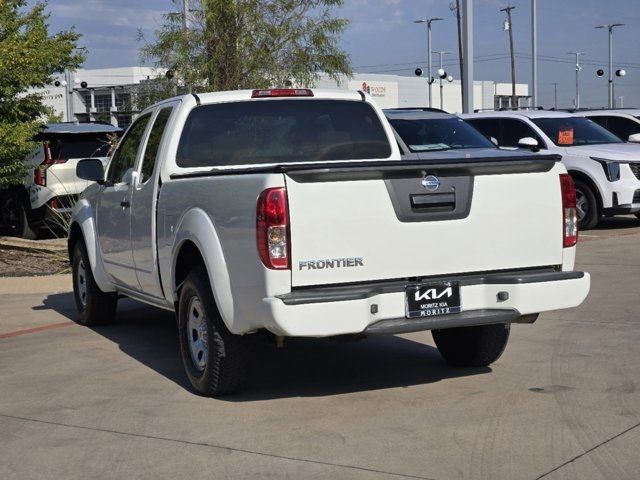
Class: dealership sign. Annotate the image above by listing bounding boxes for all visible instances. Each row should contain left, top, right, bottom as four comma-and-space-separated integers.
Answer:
349, 80, 399, 108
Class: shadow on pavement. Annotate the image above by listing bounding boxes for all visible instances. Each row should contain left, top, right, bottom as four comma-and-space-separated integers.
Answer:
594, 215, 640, 231
37, 292, 490, 400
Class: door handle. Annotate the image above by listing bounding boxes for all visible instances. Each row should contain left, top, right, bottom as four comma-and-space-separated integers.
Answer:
120, 201, 130, 208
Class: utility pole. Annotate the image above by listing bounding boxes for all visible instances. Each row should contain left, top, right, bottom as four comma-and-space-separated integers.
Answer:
433, 51, 451, 110
595, 23, 624, 108
568, 52, 584, 109
414, 17, 443, 108
501, 6, 517, 108
182, 0, 189, 31
531, 0, 537, 107
462, 0, 473, 113
450, 0, 465, 111
551, 82, 558, 109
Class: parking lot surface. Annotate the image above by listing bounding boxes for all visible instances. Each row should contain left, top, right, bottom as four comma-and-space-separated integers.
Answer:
1, 217, 639, 480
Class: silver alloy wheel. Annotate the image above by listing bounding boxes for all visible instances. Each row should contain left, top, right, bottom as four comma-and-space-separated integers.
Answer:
77, 259, 88, 308
575, 189, 588, 222
187, 297, 208, 372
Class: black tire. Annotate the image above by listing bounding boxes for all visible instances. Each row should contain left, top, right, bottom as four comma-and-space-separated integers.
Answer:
432, 323, 510, 368
0, 192, 37, 239
71, 239, 117, 326
178, 266, 252, 396
573, 180, 599, 230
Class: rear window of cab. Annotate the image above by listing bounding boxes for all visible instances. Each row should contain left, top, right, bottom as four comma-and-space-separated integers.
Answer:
176, 100, 392, 167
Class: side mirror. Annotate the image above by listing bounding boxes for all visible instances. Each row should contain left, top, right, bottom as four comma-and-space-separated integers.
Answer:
76, 158, 105, 183
489, 136, 499, 146
628, 133, 640, 143
518, 137, 539, 152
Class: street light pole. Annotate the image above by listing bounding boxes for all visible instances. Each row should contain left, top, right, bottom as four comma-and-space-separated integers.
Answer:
462, 0, 473, 113
414, 17, 443, 108
595, 23, 624, 108
551, 82, 558, 109
568, 52, 584, 109
500, 5, 517, 108
433, 51, 451, 110
531, 0, 537, 107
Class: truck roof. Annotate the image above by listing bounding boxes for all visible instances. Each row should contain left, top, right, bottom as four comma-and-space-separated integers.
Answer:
41, 122, 122, 134
192, 89, 367, 105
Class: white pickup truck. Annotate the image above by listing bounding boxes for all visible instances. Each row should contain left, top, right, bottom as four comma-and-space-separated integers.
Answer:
69, 89, 590, 396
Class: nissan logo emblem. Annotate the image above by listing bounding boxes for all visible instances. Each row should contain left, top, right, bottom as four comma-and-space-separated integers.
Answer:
421, 174, 441, 192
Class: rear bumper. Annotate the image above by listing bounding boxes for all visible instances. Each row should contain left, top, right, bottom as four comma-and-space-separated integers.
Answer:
262, 269, 591, 337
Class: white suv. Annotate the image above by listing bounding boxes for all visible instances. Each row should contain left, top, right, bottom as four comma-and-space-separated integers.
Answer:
463, 110, 640, 229
0, 122, 122, 238
570, 109, 640, 144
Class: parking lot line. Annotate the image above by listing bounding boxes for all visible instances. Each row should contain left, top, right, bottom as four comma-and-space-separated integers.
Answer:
0, 321, 74, 339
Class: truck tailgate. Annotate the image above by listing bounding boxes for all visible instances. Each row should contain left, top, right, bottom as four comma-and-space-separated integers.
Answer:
286, 159, 564, 287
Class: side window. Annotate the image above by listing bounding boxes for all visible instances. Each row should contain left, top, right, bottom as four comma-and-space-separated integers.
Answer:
500, 119, 544, 148
139, 107, 173, 183
468, 119, 500, 144
588, 116, 608, 130
605, 116, 640, 141
107, 114, 152, 184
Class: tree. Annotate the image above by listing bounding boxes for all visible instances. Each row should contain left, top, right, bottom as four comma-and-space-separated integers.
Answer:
139, 0, 351, 101
0, 0, 83, 187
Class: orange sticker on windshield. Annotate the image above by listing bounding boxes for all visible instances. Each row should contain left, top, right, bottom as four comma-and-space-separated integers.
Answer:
558, 129, 574, 145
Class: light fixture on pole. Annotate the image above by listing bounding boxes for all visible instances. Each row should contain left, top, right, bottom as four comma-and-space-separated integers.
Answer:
414, 17, 443, 108
595, 23, 624, 108
432, 51, 451, 110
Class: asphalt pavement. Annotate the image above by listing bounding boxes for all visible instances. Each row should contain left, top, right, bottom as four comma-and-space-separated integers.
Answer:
1, 217, 639, 480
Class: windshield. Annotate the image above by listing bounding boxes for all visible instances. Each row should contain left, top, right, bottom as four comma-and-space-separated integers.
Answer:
532, 117, 623, 146
43, 133, 115, 159
388, 117, 495, 152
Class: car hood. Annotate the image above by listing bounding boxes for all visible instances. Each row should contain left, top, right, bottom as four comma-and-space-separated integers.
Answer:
409, 147, 534, 160
566, 143, 640, 162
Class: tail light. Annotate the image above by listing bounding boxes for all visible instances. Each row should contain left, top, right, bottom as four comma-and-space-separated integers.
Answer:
251, 89, 313, 98
34, 143, 53, 186
256, 187, 290, 269
560, 174, 578, 247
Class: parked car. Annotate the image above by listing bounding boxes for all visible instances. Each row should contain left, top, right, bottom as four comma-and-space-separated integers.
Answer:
0, 122, 122, 238
385, 107, 530, 159
69, 89, 590, 396
463, 110, 640, 228
570, 109, 640, 144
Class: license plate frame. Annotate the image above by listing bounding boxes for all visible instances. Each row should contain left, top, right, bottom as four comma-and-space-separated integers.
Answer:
405, 281, 461, 319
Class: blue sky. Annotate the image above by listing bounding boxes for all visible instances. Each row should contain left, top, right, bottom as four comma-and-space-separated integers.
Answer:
40, 0, 640, 108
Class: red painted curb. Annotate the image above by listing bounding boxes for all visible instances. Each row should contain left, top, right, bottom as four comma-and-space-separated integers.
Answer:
0, 321, 74, 339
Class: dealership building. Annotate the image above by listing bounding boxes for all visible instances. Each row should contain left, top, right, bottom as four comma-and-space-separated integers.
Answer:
36, 67, 530, 128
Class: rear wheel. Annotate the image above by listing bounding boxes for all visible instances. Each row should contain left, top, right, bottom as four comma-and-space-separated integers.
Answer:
71, 239, 117, 325
0, 192, 36, 239
573, 180, 599, 230
432, 323, 510, 368
178, 266, 252, 396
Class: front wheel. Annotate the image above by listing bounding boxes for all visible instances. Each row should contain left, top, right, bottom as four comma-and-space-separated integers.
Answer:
573, 180, 599, 230
178, 266, 252, 396
72, 239, 117, 325
432, 323, 510, 368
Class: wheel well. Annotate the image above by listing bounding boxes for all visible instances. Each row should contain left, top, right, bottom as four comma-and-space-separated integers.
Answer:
67, 222, 83, 259
568, 170, 603, 210
174, 240, 206, 296
0, 186, 30, 210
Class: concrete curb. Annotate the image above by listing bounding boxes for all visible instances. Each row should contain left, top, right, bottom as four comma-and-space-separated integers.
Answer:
0, 236, 67, 253
0, 274, 72, 295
